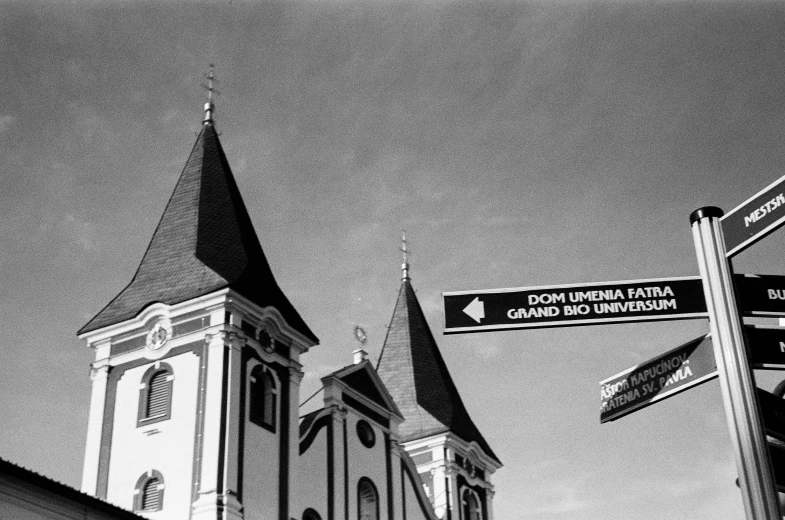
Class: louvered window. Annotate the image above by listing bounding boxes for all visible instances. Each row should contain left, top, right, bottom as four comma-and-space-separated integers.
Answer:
147, 371, 168, 418
138, 363, 173, 426
142, 477, 162, 510
134, 470, 164, 512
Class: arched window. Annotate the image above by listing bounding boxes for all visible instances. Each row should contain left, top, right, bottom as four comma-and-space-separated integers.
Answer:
137, 363, 173, 426
303, 508, 322, 520
461, 489, 481, 520
357, 478, 378, 520
134, 470, 164, 512
250, 364, 278, 432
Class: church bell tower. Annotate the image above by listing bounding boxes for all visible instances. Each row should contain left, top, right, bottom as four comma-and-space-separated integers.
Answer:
376, 235, 501, 520
79, 73, 318, 520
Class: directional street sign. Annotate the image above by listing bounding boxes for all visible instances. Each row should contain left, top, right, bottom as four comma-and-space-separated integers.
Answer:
737, 275, 785, 318
599, 327, 785, 423
443, 274, 785, 334
600, 335, 716, 423
722, 174, 785, 258
746, 327, 785, 369
443, 277, 708, 334
757, 389, 785, 444
767, 442, 785, 492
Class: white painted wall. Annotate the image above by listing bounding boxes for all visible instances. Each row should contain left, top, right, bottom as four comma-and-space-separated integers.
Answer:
105, 351, 200, 520
345, 412, 389, 520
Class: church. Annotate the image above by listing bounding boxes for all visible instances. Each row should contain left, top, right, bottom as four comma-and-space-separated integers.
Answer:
0, 90, 501, 520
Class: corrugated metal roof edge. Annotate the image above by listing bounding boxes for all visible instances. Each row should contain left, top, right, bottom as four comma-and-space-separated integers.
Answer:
0, 457, 145, 519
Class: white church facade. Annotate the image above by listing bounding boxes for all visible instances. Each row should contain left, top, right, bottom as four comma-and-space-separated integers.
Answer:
0, 94, 501, 520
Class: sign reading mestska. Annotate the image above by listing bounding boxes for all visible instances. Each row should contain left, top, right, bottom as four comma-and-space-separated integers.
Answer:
721, 174, 785, 258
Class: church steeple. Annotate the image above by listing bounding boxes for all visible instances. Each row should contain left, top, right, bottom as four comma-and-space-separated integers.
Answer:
79, 86, 318, 520
376, 274, 498, 461
79, 91, 317, 344
377, 236, 500, 519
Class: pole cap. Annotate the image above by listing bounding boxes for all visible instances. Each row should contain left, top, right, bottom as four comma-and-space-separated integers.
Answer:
689, 206, 724, 224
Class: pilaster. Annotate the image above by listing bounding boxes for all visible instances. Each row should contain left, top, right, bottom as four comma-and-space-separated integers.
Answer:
191, 331, 243, 520
288, 365, 304, 514
329, 406, 348, 520
485, 488, 495, 520
81, 363, 110, 495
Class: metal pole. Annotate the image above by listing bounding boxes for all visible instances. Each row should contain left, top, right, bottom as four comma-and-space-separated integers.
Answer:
690, 206, 780, 520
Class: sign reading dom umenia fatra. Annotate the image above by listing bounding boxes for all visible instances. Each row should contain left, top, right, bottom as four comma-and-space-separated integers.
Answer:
443, 277, 708, 333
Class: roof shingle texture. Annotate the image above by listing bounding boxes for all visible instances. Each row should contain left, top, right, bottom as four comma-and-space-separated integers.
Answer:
79, 124, 318, 344
376, 281, 500, 464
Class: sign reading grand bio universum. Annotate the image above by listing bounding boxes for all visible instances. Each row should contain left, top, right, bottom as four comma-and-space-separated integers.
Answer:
443, 277, 707, 334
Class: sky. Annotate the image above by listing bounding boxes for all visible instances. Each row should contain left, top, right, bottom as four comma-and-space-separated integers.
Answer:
2, 1, 785, 519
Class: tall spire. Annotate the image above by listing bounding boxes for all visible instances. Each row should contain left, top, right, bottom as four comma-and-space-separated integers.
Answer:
400, 231, 410, 281
78, 96, 318, 344
376, 247, 500, 464
202, 64, 219, 126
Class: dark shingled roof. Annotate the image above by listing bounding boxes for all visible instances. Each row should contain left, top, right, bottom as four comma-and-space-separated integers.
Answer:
79, 124, 318, 344
376, 280, 500, 465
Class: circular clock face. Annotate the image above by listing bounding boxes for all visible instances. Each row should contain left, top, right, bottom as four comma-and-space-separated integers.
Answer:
356, 419, 376, 448
146, 322, 169, 351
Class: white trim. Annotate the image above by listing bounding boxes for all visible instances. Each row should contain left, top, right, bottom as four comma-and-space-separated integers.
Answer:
79, 290, 231, 343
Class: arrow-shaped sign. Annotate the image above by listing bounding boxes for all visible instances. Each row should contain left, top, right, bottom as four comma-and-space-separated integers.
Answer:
462, 297, 485, 323
444, 274, 785, 334
444, 277, 706, 333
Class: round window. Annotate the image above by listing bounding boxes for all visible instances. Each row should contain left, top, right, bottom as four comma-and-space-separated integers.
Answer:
356, 420, 376, 448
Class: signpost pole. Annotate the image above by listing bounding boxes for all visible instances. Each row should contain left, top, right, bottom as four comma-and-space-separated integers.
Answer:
690, 206, 780, 520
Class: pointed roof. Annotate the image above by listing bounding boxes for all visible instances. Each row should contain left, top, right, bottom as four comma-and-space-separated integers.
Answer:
79, 122, 317, 344
328, 359, 403, 419
376, 280, 500, 464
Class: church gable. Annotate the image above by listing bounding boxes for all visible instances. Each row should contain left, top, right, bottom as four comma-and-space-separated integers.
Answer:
332, 360, 402, 418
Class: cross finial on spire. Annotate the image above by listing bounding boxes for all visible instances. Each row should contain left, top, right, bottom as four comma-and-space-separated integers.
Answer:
201, 64, 220, 125
400, 231, 410, 281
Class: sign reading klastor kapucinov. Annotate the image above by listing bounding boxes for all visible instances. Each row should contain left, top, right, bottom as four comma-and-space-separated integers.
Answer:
443, 277, 708, 334
600, 335, 717, 423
